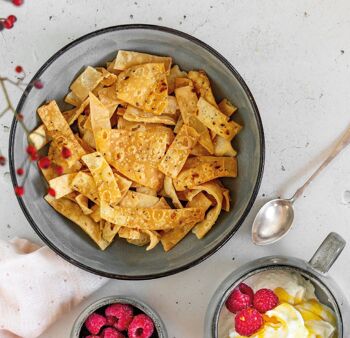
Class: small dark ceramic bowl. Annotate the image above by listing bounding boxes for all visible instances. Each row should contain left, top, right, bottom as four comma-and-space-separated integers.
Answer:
71, 296, 167, 338
9, 24, 264, 279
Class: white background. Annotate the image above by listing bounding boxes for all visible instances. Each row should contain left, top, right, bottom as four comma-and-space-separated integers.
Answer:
0, 1, 350, 337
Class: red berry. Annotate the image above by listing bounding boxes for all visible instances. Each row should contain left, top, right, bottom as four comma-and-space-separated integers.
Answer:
128, 314, 154, 338
225, 283, 254, 314
26, 145, 37, 156
106, 316, 116, 326
235, 307, 264, 336
85, 313, 106, 335
48, 188, 56, 197
101, 327, 125, 338
105, 303, 133, 331
61, 146, 72, 159
7, 15, 17, 24
38, 156, 51, 169
15, 186, 24, 197
16, 168, 24, 175
30, 153, 39, 161
0, 155, 6, 166
3, 19, 14, 29
15, 65, 23, 73
12, 0, 24, 6
33, 79, 44, 89
55, 165, 64, 175
253, 288, 279, 313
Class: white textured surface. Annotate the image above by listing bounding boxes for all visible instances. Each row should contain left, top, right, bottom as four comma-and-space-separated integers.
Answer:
0, 1, 350, 337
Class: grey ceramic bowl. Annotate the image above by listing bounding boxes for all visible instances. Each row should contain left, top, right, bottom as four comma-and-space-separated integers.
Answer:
71, 296, 167, 338
9, 24, 264, 279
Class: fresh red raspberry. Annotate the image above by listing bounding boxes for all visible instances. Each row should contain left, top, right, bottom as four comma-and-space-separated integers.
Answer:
61, 146, 72, 159
128, 314, 154, 338
225, 283, 254, 314
106, 315, 116, 326
101, 327, 125, 338
253, 288, 279, 313
85, 313, 107, 335
38, 156, 51, 169
105, 303, 133, 331
235, 307, 264, 336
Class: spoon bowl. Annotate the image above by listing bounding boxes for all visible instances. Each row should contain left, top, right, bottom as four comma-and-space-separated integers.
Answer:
252, 199, 294, 245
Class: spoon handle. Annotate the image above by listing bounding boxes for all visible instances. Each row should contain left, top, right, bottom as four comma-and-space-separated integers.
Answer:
291, 126, 350, 202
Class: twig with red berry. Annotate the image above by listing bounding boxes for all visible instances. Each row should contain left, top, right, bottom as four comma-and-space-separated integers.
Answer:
0, 66, 46, 196
0, 0, 61, 198
0, 0, 24, 31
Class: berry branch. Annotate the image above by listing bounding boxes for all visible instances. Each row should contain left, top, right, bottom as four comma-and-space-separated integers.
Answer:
1, 0, 68, 198
0, 67, 45, 195
0, 0, 24, 31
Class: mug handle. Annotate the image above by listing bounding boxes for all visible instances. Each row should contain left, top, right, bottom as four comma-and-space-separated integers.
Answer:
309, 232, 346, 274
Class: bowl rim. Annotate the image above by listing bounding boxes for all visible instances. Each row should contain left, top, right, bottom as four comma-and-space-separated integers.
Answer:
70, 295, 167, 338
9, 24, 265, 280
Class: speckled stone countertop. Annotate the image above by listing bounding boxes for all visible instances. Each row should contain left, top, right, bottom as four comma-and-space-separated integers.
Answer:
0, 1, 349, 337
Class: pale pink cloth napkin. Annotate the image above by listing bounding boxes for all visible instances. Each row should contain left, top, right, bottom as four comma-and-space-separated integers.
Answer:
0, 238, 108, 338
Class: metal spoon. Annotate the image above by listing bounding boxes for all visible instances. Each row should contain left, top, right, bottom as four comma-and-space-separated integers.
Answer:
252, 126, 350, 245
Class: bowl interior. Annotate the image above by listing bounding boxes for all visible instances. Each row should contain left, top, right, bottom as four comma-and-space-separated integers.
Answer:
217, 266, 342, 337
10, 25, 264, 278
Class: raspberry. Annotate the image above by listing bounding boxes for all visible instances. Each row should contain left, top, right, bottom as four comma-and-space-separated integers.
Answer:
253, 288, 279, 313
106, 316, 116, 326
128, 314, 154, 338
225, 283, 254, 314
85, 313, 107, 335
38, 156, 51, 169
101, 327, 125, 338
61, 146, 72, 159
235, 307, 264, 336
105, 303, 133, 331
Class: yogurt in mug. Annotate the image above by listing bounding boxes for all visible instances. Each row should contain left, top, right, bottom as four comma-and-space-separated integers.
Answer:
218, 270, 336, 337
